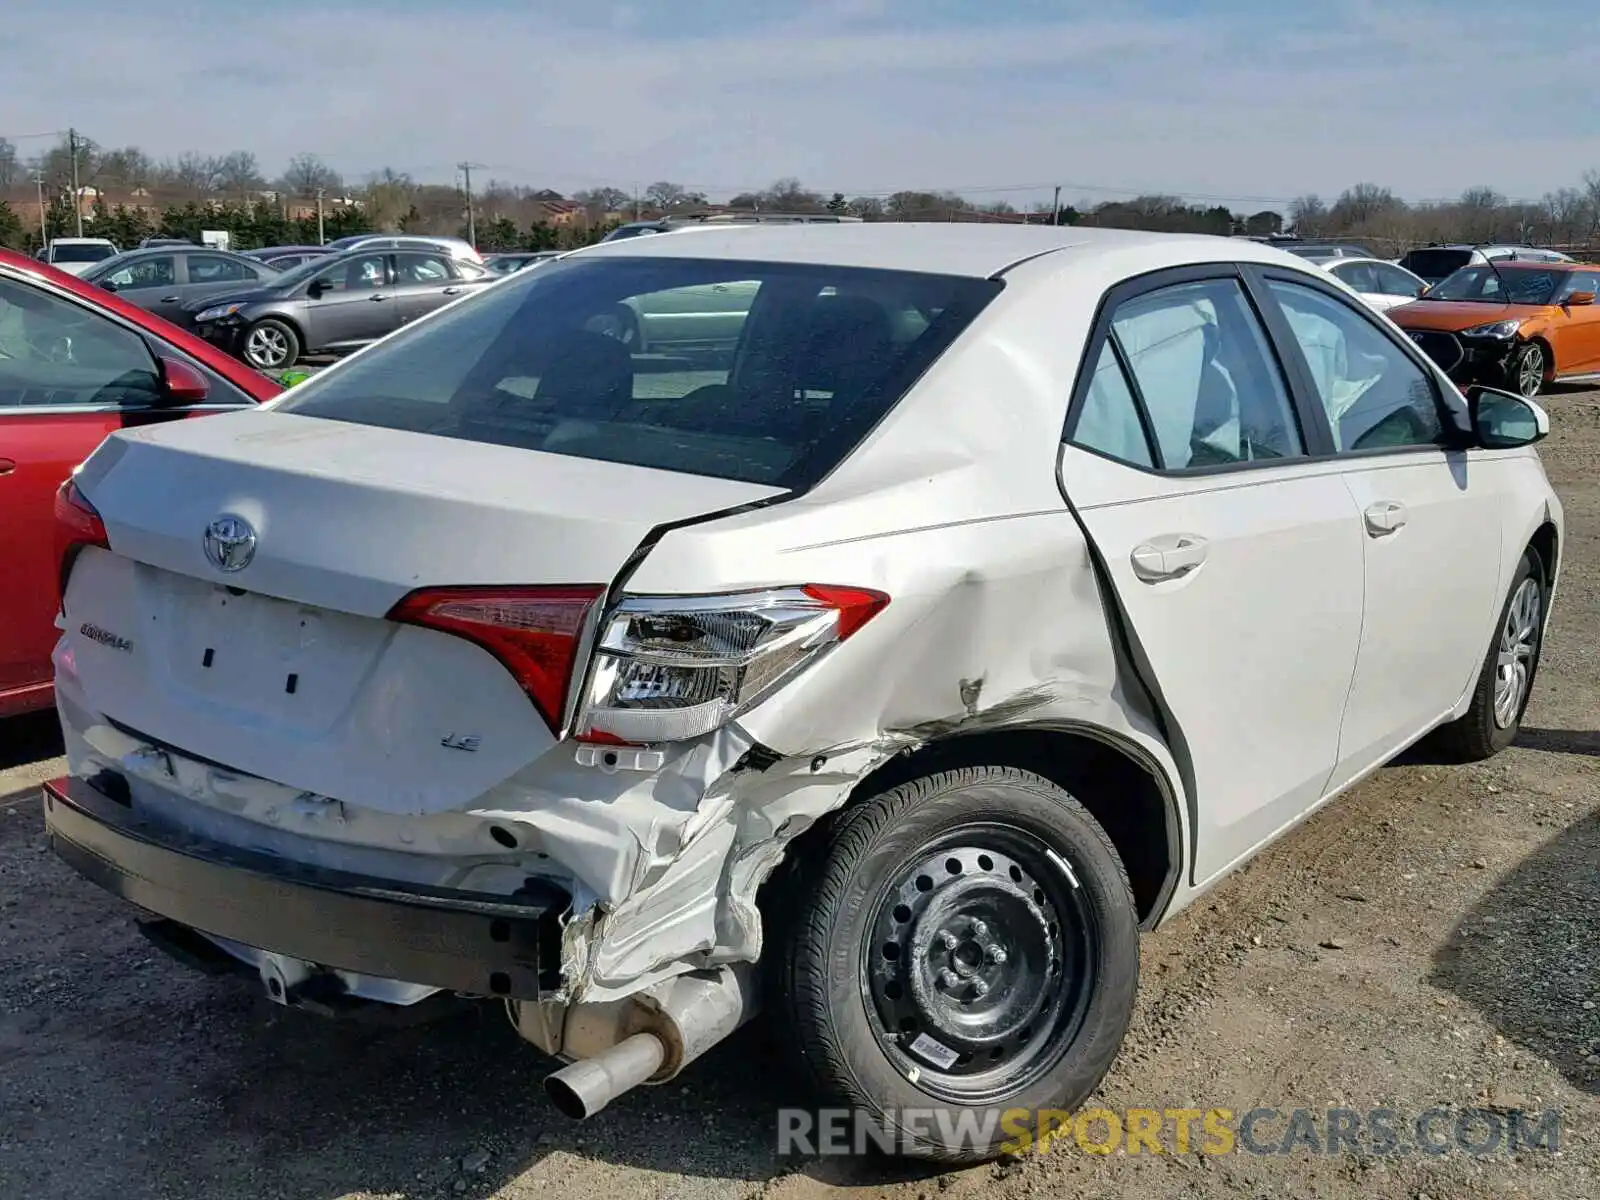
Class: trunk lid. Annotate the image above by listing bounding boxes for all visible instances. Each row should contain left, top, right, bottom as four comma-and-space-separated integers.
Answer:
63, 410, 784, 813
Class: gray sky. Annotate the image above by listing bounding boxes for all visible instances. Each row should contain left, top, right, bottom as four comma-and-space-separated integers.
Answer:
3, 0, 1596, 210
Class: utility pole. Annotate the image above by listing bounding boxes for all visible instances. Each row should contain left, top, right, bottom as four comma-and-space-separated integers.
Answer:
68, 127, 84, 237
457, 161, 486, 249
315, 187, 326, 245
32, 171, 47, 249
1052, 184, 1062, 227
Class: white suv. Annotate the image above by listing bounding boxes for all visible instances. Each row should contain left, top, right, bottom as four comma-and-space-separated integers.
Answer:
45, 224, 1562, 1162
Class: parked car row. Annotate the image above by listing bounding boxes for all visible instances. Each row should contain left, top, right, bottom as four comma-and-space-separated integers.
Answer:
9, 223, 1563, 1165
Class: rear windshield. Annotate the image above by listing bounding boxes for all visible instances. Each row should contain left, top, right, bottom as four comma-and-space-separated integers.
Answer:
272, 257, 1001, 490
1399, 249, 1472, 280
50, 243, 117, 263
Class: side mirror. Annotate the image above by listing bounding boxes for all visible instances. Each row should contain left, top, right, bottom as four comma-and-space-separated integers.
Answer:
1467, 385, 1548, 449
156, 356, 210, 407
1566, 290, 1595, 307
307, 278, 331, 298
99, 278, 120, 293
1416, 284, 1430, 297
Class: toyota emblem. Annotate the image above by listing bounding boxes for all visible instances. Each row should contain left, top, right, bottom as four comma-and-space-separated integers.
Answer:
203, 515, 257, 573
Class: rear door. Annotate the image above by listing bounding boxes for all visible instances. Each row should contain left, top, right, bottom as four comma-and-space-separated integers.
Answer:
303, 252, 397, 352
101, 254, 183, 325
1060, 266, 1366, 884
1252, 269, 1504, 784
393, 251, 471, 326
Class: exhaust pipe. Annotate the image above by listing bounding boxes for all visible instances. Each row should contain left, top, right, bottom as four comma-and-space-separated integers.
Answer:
544, 1032, 666, 1119
533, 965, 757, 1119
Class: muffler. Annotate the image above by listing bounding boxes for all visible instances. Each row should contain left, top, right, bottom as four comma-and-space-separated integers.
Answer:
527, 965, 757, 1119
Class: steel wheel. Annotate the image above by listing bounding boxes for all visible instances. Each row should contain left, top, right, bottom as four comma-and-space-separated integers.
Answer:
1517, 344, 1545, 398
1493, 576, 1542, 729
861, 823, 1095, 1103
244, 324, 292, 369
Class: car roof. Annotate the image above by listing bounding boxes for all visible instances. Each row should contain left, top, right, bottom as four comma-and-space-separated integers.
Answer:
570, 222, 1320, 279
49, 236, 116, 244
0, 248, 282, 401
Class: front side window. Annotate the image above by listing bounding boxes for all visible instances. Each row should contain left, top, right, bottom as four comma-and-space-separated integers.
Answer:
1372, 264, 1425, 297
1331, 262, 1380, 294
1104, 278, 1305, 469
0, 276, 160, 407
1266, 280, 1444, 452
104, 256, 176, 290
272, 257, 1001, 489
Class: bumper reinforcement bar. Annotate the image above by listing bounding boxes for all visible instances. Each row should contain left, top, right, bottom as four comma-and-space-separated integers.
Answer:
42, 774, 569, 1001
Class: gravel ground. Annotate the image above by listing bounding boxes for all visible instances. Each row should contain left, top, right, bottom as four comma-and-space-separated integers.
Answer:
1, 388, 1596, 1200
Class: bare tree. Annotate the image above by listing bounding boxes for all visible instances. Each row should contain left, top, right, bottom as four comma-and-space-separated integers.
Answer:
97, 147, 153, 192
168, 151, 222, 197
1287, 195, 1328, 236
573, 186, 630, 213
1584, 171, 1600, 240
0, 139, 17, 189
1331, 183, 1402, 229
215, 151, 264, 199
282, 152, 341, 198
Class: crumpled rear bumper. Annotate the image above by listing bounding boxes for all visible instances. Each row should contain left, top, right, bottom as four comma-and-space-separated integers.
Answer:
42, 773, 570, 1001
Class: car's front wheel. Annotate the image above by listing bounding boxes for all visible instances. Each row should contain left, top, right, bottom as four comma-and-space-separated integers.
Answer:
1508, 342, 1546, 398
778, 766, 1139, 1163
242, 319, 300, 371
1433, 548, 1546, 761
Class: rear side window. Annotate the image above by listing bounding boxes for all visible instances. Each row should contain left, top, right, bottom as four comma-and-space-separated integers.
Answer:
273, 258, 1001, 489
1088, 278, 1305, 469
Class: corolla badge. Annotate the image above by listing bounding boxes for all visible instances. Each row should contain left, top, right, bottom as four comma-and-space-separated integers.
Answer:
203, 514, 257, 572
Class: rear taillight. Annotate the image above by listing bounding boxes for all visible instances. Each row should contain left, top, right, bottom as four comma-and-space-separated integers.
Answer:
576, 584, 889, 745
54, 477, 109, 602
387, 585, 605, 734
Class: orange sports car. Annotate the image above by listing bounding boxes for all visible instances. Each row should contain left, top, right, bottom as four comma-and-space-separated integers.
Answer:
1387, 259, 1600, 397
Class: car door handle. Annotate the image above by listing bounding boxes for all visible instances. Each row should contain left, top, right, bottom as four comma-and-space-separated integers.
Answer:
1130, 534, 1209, 582
0, 458, 15, 476
369, 293, 389, 301
1363, 501, 1409, 537
442, 286, 462, 295
159, 295, 181, 303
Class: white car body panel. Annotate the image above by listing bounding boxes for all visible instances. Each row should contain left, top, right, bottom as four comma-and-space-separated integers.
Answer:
1322, 257, 1430, 313
52, 225, 1565, 1010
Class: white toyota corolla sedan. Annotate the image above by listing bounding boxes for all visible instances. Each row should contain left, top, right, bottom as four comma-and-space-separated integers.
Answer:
45, 224, 1562, 1162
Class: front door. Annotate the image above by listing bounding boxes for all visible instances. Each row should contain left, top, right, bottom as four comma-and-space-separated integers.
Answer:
1060, 270, 1366, 885
0, 272, 166, 707
1254, 272, 1505, 784
100, 253, 184, 326
303, 252, 397, 353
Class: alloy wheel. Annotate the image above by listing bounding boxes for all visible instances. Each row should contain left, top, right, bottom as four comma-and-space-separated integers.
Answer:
1518, 345, 1544, 398
1493, 576, 1542, 728
245, 326, 291, 369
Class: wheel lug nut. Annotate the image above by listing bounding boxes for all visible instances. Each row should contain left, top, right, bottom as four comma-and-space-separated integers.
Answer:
971, 979, 989, 997
938, 969, 961, 989
939, 931, 959, 950
970, 920, 988, 938
985, 946, 1008, 965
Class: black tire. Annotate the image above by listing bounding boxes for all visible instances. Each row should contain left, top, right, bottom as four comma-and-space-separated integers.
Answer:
241, 318, 300, 371
1432, 549, 1546, 762
1506, 342, 1546, 398
776, 766, 1139, 1164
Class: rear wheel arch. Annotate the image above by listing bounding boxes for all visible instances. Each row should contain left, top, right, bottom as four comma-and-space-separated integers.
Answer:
783, 725, 1182, 929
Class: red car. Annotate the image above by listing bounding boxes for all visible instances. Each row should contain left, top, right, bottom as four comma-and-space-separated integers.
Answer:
0, 249, 282, 718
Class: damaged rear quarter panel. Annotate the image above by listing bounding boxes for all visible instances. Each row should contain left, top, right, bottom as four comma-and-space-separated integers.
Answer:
591, 262, 1194, 991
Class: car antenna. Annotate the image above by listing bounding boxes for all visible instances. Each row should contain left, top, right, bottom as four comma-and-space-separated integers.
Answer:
1477, 243, 1515, 303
